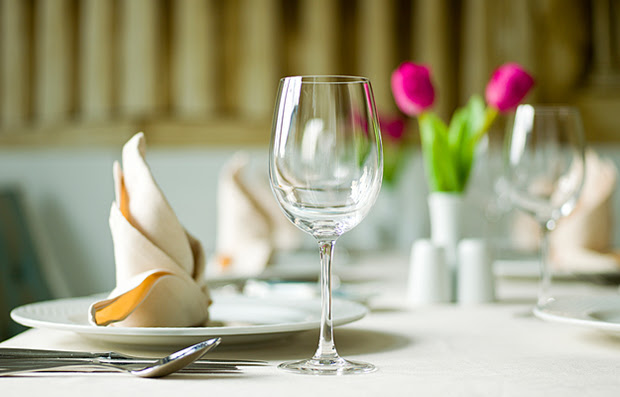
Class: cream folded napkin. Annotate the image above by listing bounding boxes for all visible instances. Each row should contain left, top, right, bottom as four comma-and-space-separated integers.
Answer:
549, 149, 620, 273
89, 132, 211, 327
511, 149, 620, 273
211, 152, 301, 277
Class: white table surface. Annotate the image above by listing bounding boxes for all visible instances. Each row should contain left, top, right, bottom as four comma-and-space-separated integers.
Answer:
2, 253, 620, 397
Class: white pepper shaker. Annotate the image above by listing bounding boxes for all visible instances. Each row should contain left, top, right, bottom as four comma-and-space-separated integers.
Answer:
457, 238, 495, 304
407, 239, 451, 305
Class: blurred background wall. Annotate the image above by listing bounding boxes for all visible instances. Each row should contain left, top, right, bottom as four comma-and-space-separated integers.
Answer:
0, 0, 618, 146
0, 0, 619, 301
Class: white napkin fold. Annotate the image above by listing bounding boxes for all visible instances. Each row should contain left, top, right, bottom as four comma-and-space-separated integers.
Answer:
549, 149, 620, 273
89, 132, 211, 327
511, 149, 620, 273
211, 152, 301, 277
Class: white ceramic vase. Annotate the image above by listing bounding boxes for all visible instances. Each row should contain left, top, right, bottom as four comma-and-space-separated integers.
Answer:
427, 192, 464, 270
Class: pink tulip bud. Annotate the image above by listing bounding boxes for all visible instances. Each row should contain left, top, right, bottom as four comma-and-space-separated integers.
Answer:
391, 62, 435, 116
379, 114, 407, 142
485, 63, 535, 112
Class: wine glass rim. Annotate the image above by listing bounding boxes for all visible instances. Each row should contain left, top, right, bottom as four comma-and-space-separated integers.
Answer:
280, 75, 370, 84
516, 104, 581, 114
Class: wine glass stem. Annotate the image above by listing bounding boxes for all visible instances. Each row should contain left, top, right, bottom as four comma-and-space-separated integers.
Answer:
538, 226, 552, 307
314, 239, 339, 361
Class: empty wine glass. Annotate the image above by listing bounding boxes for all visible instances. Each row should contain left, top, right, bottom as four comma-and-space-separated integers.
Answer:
502, 105, 585, 308
269, 76, 383, 374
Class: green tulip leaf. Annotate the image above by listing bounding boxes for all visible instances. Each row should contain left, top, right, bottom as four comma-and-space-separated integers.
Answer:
419, 113, 459, 192
419, 96, 494, 193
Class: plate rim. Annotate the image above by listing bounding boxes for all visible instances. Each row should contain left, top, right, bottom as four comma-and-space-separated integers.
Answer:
533, 295, 620, 332
494, 259, 620, 280
10, 293, 368, 338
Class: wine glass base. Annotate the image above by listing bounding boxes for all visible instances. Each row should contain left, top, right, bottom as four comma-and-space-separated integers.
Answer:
536, 295, 556, 311
278, 357, 376, 375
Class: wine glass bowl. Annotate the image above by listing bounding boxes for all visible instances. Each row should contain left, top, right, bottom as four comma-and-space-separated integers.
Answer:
269, 75, 383, 374
503, 104, 585, 307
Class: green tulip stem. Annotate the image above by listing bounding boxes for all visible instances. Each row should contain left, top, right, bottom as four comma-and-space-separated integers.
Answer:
474, 107, 498, 144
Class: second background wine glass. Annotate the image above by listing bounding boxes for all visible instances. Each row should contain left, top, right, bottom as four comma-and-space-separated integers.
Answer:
502, 104, 585, 308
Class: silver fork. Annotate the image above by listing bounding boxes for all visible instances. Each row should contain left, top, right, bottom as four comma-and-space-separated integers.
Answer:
0, 338, 226, 378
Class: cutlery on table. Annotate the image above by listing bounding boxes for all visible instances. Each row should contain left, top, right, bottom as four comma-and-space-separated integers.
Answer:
0, 346, 267, 367
0, 338, 224, 378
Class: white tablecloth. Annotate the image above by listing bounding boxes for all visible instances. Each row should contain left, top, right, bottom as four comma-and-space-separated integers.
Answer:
2, 253, 620, 397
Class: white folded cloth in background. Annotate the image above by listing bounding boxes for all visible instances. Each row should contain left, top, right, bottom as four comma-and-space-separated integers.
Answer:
89, 132, 211, 327
549, 149, 620, 273
211, 152, 301, 277
512, 149, 620, 273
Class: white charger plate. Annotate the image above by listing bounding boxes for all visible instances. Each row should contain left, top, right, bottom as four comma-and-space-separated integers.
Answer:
533, 295, 620, 334
11, 294, 367, 348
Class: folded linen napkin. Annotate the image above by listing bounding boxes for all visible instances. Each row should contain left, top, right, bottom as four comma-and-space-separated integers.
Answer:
89, 132, 211, 327
549, 149, 620, 273
211, 152, 301, 277
511, 149, 620, 273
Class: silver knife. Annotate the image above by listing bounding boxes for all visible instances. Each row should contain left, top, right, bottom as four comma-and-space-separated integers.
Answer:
0, 347, 267, 366
0, 358, 242, 375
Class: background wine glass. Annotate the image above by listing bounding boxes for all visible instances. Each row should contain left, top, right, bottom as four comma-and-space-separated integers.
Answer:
269, 76, 383, 375
502, 105, 585, 308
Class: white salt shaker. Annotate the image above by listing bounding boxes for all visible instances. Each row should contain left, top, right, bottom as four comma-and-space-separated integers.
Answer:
407, 239, 451, 305
457, 238, 495, 304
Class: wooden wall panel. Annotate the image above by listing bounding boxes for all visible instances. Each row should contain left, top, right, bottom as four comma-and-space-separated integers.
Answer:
80, 0, 114, 120
34, 0, 74, 123
0, 0, 30, 127
171, 0, 217, 118
0, 0, 616, 146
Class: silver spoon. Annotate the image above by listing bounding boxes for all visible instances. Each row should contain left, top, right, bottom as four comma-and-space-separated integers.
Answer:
0, 338, 221, 378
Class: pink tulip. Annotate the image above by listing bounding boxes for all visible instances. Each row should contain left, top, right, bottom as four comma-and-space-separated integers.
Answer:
485, 63, 534, 112
379, 114, 407, 142
391, 62, 435, 116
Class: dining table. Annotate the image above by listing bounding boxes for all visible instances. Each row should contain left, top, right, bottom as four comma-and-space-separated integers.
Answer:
2, 251, 620, 397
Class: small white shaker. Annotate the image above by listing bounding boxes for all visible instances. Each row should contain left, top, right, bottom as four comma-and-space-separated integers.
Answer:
457, 239, 495, 304
407, 239, 451, 305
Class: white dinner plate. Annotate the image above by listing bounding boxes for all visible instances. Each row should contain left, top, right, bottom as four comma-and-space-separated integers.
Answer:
11, 293, 367, 348
494, 259, 578, 279
533, 295, 620, 334
494, 259, 620, 283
